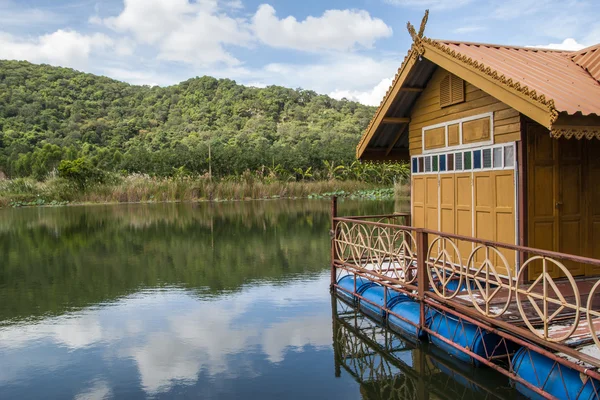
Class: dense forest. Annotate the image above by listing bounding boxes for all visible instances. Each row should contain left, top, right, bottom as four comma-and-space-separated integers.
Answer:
0, 60, 378, 180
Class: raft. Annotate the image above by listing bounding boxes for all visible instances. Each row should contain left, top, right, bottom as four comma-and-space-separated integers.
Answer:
428, 309, 518, 366
336, 275, 379, 304
512, 347, 600, 400
359, 285, 404, 320
387, 298, 431, 340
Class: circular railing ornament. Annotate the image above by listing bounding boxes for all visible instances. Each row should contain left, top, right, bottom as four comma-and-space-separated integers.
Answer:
335, 221, 353, 263
516, 256, 580, 342
390, 230, 417, 284
427, 236, 463, 299
371, 226, 391, 275
465, 245, 512, 318
587, 280, 600, 351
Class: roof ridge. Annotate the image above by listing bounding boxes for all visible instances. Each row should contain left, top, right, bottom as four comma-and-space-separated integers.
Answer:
433, 39, 572, 53
569, 43, 600, 57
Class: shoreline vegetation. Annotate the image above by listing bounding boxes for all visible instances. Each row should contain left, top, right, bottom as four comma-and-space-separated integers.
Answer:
0, 173, 410, 208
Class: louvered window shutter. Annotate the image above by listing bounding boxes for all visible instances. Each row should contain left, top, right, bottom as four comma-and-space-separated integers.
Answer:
440, 74, 451, 107
440, 73, 464, 107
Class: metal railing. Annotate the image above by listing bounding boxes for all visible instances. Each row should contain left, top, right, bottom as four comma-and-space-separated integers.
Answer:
329, 197, 600, 396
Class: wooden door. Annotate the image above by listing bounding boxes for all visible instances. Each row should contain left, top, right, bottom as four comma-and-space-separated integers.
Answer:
528, 126, 560, 279
587, 140, 600, 276
527, 126, 587, 279
557, 138, 585, 276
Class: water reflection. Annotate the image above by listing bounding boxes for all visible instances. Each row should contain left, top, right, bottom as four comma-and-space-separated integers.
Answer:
0, 199, 509, 399
0, 200, 392, 399
331, 297, 515, 399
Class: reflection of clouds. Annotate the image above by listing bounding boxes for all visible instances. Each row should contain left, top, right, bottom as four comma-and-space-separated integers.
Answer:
0, 313, 102, 350
0, 273, 333, 396
262, 315, 332, 363
75, 380, 112, 400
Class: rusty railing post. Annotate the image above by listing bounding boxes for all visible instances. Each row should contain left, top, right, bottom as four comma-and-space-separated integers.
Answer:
330, 196, 338, 289
417, 230, 428, 329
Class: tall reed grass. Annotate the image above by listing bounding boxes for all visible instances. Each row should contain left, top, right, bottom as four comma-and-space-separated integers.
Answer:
0, 174, 386, 207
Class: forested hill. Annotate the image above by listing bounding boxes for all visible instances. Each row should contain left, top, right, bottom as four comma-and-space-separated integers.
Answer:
0, 60, 375, 179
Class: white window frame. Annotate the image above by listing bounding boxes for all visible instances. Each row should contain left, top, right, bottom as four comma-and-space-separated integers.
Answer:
412, 143, 516, 175
421, 112, 494, 154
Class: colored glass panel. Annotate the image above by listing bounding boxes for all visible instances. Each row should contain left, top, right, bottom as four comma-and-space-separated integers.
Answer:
464, 151, 472, 170
473, 150, 482, 169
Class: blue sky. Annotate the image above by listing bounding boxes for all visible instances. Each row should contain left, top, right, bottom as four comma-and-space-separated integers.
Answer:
1, 0, 598, 105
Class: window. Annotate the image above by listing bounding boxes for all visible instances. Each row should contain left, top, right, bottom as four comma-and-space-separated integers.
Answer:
411, 143, 516, 175
440, 73, 465, 107
464, 151, 472, 170
493, 147, 503, 168
483, 148, 492, 168
473, 150, 482, 169
504, 145, 514, 167
455, 152, 463, 171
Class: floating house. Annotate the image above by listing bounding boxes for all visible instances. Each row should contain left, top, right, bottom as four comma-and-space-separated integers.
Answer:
332, 12, 600, 399
356, 16, 600, 281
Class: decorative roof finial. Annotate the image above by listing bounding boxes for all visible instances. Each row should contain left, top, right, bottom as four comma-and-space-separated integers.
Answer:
406, 9, 429, 42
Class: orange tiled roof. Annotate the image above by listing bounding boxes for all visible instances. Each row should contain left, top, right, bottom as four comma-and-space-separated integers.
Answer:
570, 44, 600, 83
434, 40, 600, 117
357, 38, 600, 158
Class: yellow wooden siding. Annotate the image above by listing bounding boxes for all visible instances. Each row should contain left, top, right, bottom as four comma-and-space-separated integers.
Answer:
409, 67, 521, 156
424, 126, 446, 150
412, 176, 425, 230
462, 116, 491, 144
412, 170, 515, 275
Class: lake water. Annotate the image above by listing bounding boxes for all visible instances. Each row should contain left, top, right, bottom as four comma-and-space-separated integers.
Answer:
0, 200, 511, 399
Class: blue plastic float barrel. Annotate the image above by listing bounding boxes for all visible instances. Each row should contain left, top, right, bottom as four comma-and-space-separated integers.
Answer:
428, 309, 518, 366
387, 298, 432, 340
512, 347, 600, 400
336, 275, 379, 304
359, 285, 404, 320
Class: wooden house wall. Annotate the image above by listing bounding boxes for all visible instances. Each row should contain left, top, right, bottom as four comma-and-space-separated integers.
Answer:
410, 66, 520, 275
409, 67, 521, 155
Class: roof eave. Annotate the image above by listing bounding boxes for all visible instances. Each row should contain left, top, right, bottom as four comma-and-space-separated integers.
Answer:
356, 46, 419, 159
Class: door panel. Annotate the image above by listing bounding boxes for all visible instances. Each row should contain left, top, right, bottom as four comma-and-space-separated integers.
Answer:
528, 128, 559, 279
587, 140, 600, 276
455, 173, 473, 265
527, 127, 589, 279
558, 139, 584, 277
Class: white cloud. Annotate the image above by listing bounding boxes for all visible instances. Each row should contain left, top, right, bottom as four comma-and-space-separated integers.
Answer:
383, 0, 473, 10
330, 77, 393, 106
101, 0, 251, 67
0, 29, 113, 69
252, 4, 392, 52
253, 54, 399, 103
530, 38, 587, 51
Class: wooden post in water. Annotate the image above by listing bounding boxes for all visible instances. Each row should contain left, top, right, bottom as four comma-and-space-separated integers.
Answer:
330, 196, 338, 289
417, 230, 428, 328
331, 292, 341, 378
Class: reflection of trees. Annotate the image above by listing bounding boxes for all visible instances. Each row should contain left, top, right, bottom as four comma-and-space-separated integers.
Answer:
331, 297, 511, 400
0, 200, 391, 323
